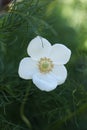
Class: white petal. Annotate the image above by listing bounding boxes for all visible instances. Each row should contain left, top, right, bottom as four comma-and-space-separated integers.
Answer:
33, 73, 58, 92
18, 57, 38, 79
49, 44, 71, 64
52, 65, 67, 85
27, 36, 51, 60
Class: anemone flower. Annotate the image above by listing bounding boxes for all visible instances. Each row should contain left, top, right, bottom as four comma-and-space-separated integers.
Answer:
18, 36, 71, 92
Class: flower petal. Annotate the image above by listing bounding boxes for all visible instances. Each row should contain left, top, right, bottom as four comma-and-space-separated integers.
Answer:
18, 57, 38, 79
27, 36, 51, 60
52, 65, 67, 85
49, 44, 71, 64
32, 73, 58, 92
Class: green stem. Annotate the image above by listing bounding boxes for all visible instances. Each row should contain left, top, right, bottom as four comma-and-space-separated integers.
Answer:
20, 85, 32, 129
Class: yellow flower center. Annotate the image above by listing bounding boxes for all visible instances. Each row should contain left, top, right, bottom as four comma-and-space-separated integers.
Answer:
38, 57, 54, 73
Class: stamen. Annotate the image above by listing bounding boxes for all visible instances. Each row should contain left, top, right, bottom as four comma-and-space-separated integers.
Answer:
38, 57, 54, 73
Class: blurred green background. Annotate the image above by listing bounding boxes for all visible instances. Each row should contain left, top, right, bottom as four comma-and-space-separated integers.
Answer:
0, 0, 87, 130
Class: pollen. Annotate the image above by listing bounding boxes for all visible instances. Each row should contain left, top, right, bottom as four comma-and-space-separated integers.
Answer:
38, 57, 54, 73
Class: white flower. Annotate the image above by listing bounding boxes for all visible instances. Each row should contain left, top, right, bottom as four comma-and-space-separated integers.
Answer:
18, 36, 71, 92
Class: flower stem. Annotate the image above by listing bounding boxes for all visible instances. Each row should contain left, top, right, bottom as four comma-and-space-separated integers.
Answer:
20, 84, 32, 129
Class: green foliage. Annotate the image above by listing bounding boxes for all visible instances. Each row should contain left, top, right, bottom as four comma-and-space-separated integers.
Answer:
0, 0, 87, 130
